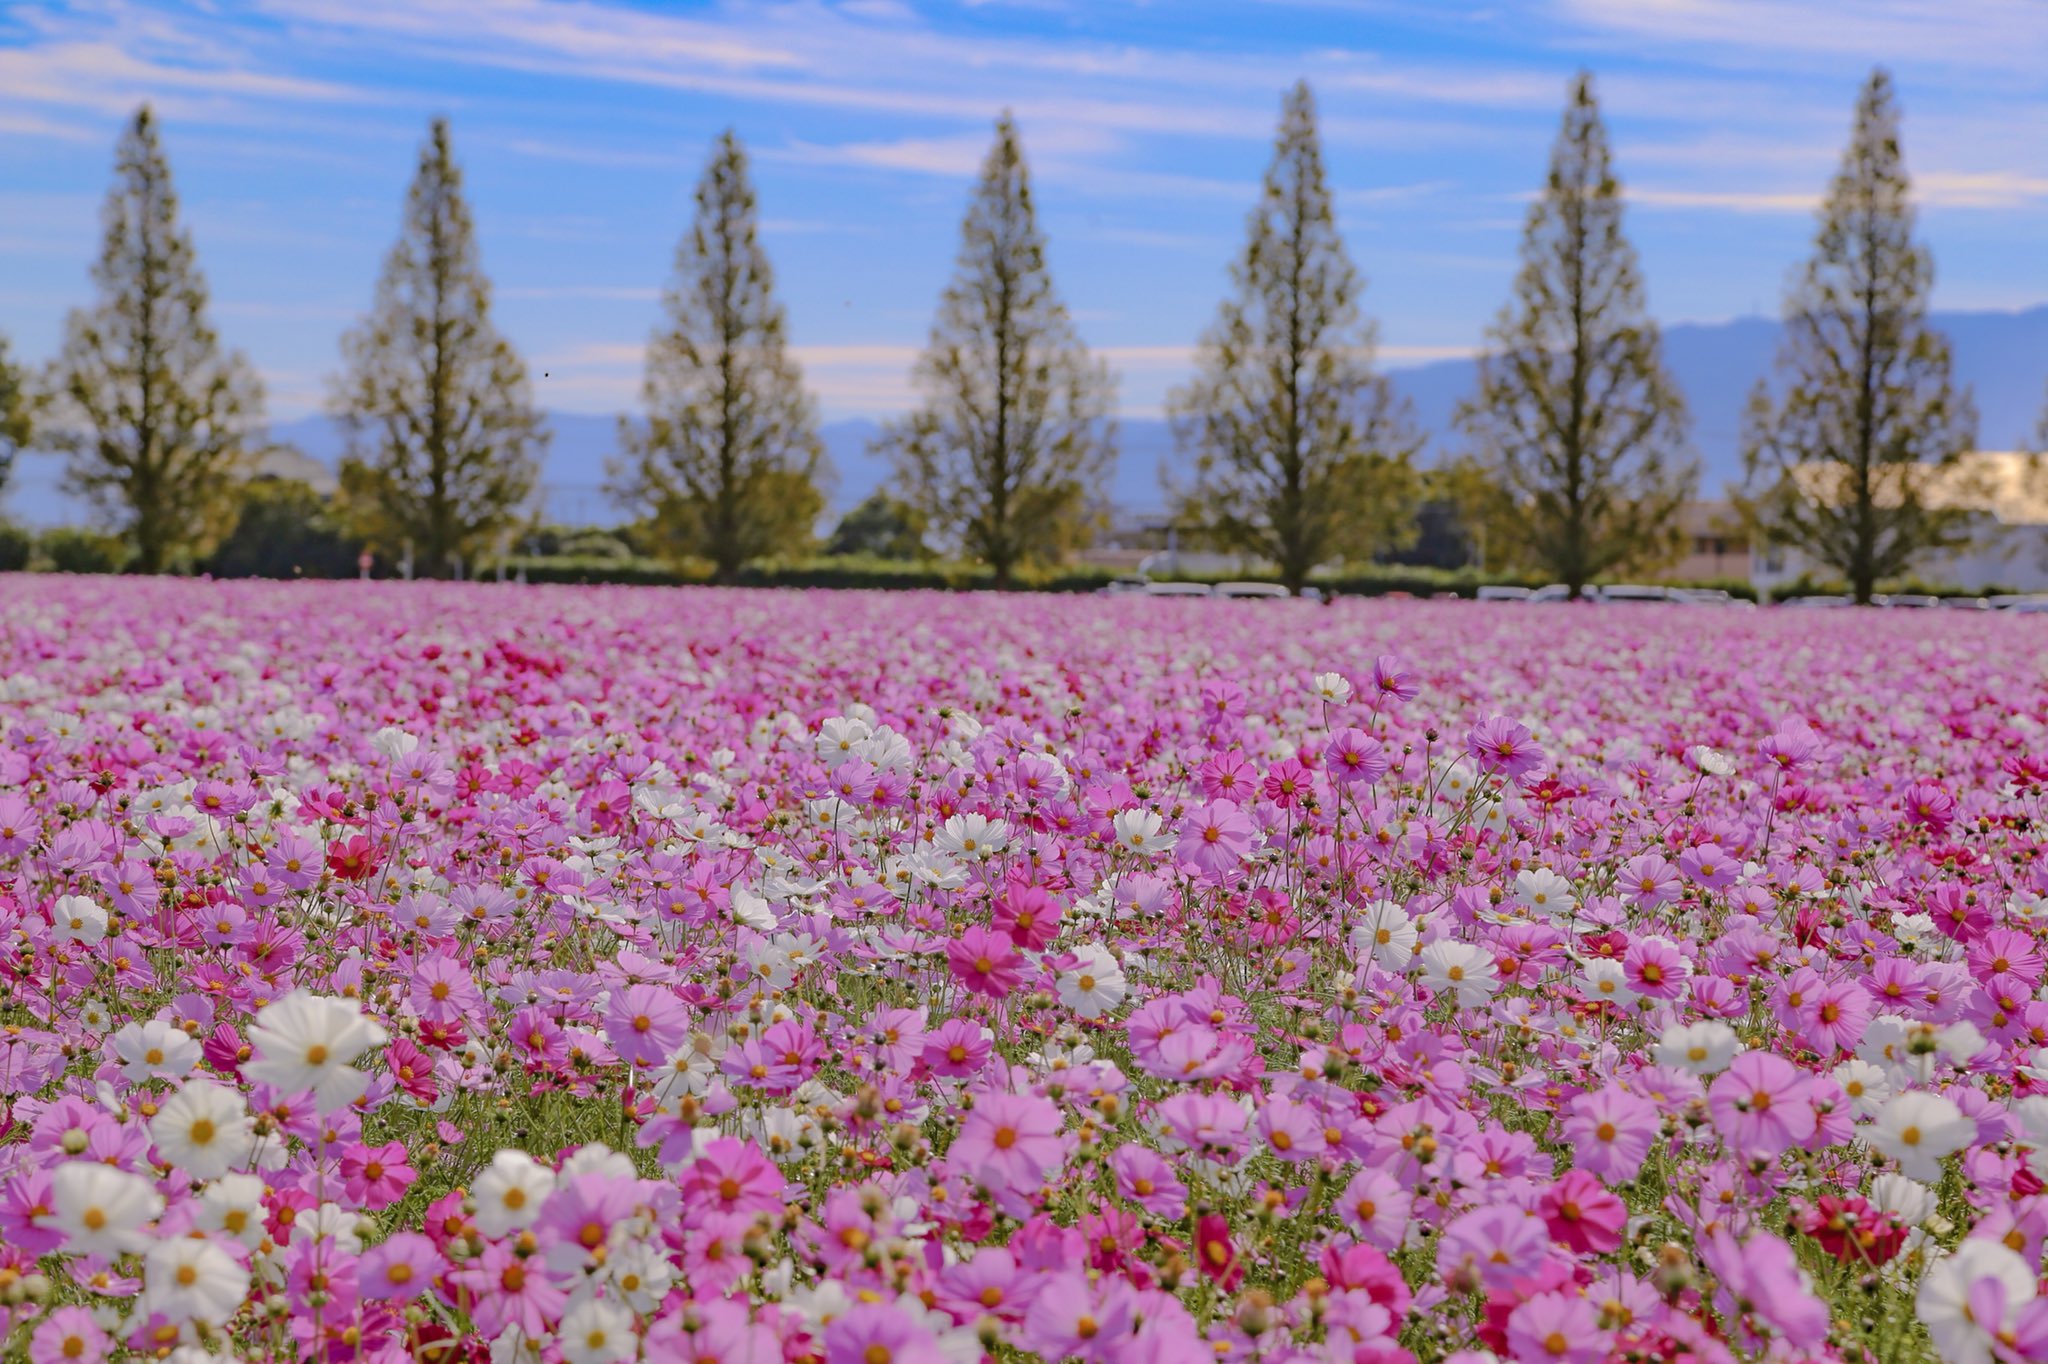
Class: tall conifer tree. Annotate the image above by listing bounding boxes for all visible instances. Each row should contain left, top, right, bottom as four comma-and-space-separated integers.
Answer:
1170, 82, 1421, 596
1742, 69, 1975, 604
334, 118, 545, 576
0, 333, 31, 498
1456, 73, 1693, 600
878, 114, 1114, 589
50, 107, 264, 572
611, 131, 825, 581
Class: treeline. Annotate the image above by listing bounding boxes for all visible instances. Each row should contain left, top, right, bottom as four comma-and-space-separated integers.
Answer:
0, 70, 2022, 602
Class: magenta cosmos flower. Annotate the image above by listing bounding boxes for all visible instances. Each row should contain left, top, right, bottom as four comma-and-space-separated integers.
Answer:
1707, 1051, 1817, 1158
953, 1090, 1067, 1196
1174, 799, 1256, 880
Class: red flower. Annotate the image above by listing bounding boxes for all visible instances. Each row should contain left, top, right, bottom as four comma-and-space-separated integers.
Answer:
1797, 1195, 1907, 1266
326, 834, 379, 882
1194, 1212, 1243, 1289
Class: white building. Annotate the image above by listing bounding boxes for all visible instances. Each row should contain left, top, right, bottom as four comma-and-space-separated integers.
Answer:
1751, 451, 2048, 595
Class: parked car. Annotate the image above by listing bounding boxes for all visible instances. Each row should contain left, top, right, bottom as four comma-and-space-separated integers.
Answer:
1529, 584, 1576, 603
1596, 584, 1679, 606
1475, 585, 1534, 602
1937, 596, 1990, 611
1100, 576, 1151, 596
1780, 594, 1852, 608
1213, 582, 1290, 600
1669, 587, 1737, 606
1142, 581, 1214, 598
1882, 593, 1941, 609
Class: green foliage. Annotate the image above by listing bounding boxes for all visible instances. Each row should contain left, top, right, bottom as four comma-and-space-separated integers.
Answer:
1170, 82, 1423, 596
877, 113, 1116, 589
46, 106, 265, 573
333, 118, 546, 577
611, 131, 828, 583
1456, 73, 1695, 601
37, 526, 127, 574
0, 521, 31, 572
825, 491, 930, 560
206, 477, 366, 579
1740, 68, 1977, 605
0, 332, 34, 497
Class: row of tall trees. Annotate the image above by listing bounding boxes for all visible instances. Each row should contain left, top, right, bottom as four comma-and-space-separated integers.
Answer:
0, 71, 2002, 598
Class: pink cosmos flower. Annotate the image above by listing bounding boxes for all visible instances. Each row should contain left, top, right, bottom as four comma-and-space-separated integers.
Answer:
992, 880, 1062, 950
358, 1231, 442, 1301
952, 1091, 1067, 1195
1437, 1204, 1548, 1292
450, 1241, 566, 1341
1506, 1291, 1608, 1364
947, 925, 1024, 999
1327, 728, 1389, 787
339, 1140, 417, 1209
1110, 1144, 1188, 1220
921, 1018, 992, 1079
1697, 1227, 1829, 1350
1537, 1169, 1627, 1254
603, 982, 690, 1067
1338, 1167, 1413, 1250
30, 1307, 108, 1364
1174, 800, 1255, 880
1467, 715, 1545, 782
1560, 1086, 1660, 1182
822, 1302, 952, 1364
681, 1138, 788, 1217
1707, 1051, 1817, 1158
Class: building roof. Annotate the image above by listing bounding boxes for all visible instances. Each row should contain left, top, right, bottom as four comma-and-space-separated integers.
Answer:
1787, 451, 2048, 526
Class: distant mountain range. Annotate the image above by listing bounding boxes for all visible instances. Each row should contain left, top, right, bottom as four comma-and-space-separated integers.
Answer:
7, 306, 2045, 528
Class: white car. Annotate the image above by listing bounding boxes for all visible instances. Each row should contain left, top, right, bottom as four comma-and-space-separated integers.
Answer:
1475, 585, 1533, 602
1212, 582, 1290, 600
1596, 585, 1679, 606
1142, 581, 1214, 598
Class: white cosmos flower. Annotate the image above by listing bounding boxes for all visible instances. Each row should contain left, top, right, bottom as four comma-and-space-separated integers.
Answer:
111, 1019, 203, 1084
143, 1236, 250, 1324
50, 894, 109, 947
603, 1241, 675, 1315
558, 1297, 636, 1364
151, 1079, 257, 1180
243, 991, 389, 1114
728, 886, 778, 933
1917, 1239, 2035, 1364
1416, 939, 1498, 1007
1350, 900, 1417, 971
1111, 808, 1174, 857
50, 1162, 162, 1257
815, 715, 874, 769
471, 1149, 554, 1239
1868, 1172, 1937, 1228
194, 1173, 269, 1249
1514, 868, 1577, 917
1689, 746, 1737, 777
933, 813, 1008, 862
1311, 672, 1353, 705
1865, 1091, 1977, 1182
1833, 1059, 1894, 1117
1652, 1020, 1741, 1076
1055, 944, 1127, 1020
1577, 958, 1636, 1008
369, 726, 420, 759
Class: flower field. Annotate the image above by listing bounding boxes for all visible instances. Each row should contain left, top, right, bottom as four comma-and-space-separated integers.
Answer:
6, 579, 2048, 1364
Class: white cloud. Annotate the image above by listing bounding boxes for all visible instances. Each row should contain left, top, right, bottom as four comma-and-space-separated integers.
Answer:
1554, 0, 2048, 76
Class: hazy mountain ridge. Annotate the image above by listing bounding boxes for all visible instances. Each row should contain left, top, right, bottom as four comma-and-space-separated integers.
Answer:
6, 307, 2044, 527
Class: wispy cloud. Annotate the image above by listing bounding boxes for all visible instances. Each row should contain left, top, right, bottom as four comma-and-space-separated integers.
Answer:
1555, 0, 2048, 75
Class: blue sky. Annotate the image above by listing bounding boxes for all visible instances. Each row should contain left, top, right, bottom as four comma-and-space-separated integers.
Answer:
1, 0, 2045, 422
